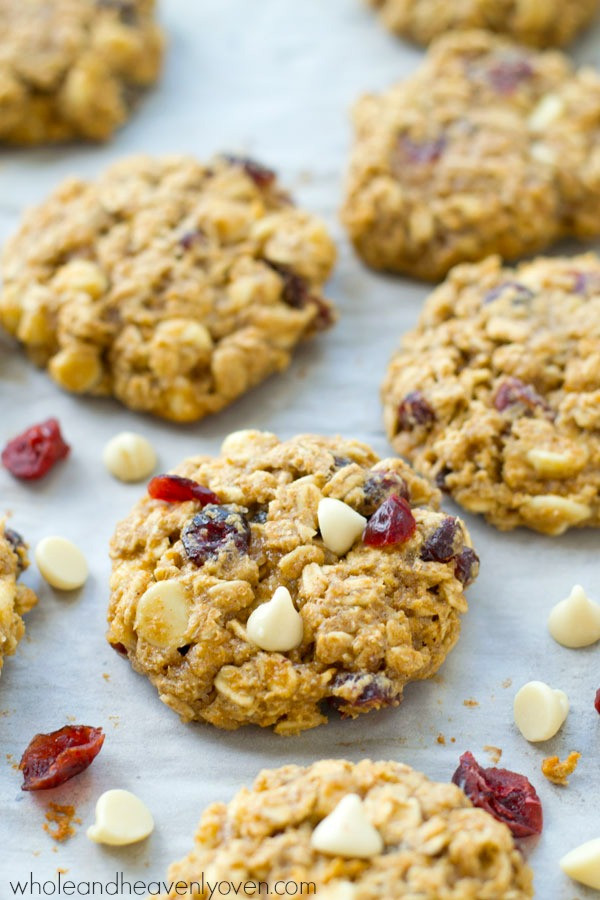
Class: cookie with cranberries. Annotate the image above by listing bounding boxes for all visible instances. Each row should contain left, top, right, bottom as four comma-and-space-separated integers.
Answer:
0, 520, 37, 675
108, 432, 478, 733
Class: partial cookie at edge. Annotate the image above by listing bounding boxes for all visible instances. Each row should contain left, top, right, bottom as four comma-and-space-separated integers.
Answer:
0, 521, 37, 674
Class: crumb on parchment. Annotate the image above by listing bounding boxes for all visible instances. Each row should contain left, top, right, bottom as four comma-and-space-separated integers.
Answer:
43, 804, 81, 843
541, 751, 581, 786
484, 745, 503, 764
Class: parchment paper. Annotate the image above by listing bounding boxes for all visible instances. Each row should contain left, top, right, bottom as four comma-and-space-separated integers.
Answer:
1, 2, 599, 897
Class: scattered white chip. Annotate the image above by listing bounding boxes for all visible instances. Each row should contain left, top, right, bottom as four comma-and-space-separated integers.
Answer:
35, 536, 88, 591
246, 586, 303, 652
513, 680, 569, 742
134, 580, 191, 649
311, 794, 384, 859
548, 585, 600, 648
103, 432, 157, 483
560, 838, 600, 890
317, 498, 366, 556
87, 789, 154, 846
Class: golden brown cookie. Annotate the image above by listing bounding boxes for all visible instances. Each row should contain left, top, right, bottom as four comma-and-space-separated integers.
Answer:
0, 0, 164, 144
382, 254, 600, 534
0, 155, 336, 422
367, 0, 599, 48
342, 30, 600, 280
0, 522, 37, 675
107, 432, 478, 734
159, 759, 533, 899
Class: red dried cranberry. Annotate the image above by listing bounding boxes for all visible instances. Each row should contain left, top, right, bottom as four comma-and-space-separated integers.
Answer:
452, 751, 543, 838
329, 673, 400, 713
595, 689, 600, 715
109, 641, 127, 656
435, 466, 452, 492
148, 474, 220, 506
483, 281, 534, 305
182, 504, 250, 566
222, 154, 276, 188
421, 517, 460, 562
5, 528, 27, 573
2, 418, 70, 481
20, 725, 105, 791
397, 392, 436, 430
493, 378, 551, 416
267, 261, 333, 331
362, 470, 409, 516
179, 228, 206, 250
486, 57, 534, 94
454, 548, 479, 586
363, 495, 416, 547
396, 135, 446, 165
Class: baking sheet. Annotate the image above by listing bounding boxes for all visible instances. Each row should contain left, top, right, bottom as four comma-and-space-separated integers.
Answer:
1, 1, 599, 896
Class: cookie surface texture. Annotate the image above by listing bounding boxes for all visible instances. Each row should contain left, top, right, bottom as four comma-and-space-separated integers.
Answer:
0, 522, 37, 675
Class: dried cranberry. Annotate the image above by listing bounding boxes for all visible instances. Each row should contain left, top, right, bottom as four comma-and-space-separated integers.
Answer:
572, 271, 600, 295
435, 466, 452, 492
329, 673, 400, 713
396, 135, 446, 165
148, 474, 220, 506
267, 261, 333, 331
2, 418, 70, 480
486, 57, 534, 94
182, 504, 250, 566
483, 281, 534, 305
362, 470, 409, 516
179, 229, 206, 251
397, 392, 436, 430
363, 495, 416, 547
20, 726, 105, 792
452, 751, 543, 838
421, 517, 460, 562
493, 378, 551, 416
595, 689, 600, 715
5, 528, 27, 573
222, 154, 276, 188
109, 641, 127, 656
454, 547, 480, 586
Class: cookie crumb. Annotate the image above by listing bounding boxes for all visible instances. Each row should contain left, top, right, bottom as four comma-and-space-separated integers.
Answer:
43, 804, 79, 843
541, 751, 581, 786
437, 733, 446, 745
484, 745, 503, 764
102, 673, 110, 681
463, 698, 479, 708
502, 679, 513, 689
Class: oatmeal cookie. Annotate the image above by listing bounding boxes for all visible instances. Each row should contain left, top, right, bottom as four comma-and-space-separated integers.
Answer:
367, 0, 599, 48
159, 759, 533, 899
382, 254, 600, 534
107, 432, 478, 734
0, 0, 164, 144
342, 30, 600, 281
0, 522, 37, 675
0, 155, 336, 422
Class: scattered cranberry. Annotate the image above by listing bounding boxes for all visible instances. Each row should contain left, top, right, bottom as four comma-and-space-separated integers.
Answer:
483, 281, 534, 305
493, 377, 551, 416
362, 470, 409, 515
182, 504, 251, 566
148, 474, 220, 506
452, 751, 543, 838
396, 135, 446, 165
2, 418, 70, 481
486, 57, 534, 94
421, 517, 460, 562
20, 725, 105, 792
222, 154, 276, 188
454, 548, 480, 587
397, 392, 436, 430
363, 495, 416, 547
595, 689, 600, 715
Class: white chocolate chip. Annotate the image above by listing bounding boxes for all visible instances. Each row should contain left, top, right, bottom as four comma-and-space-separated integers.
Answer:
530, 142, 556, 165
548, 585, 600, 649
246, 586, 303, 652
513, 680, 569, 742
134, 580, 191, 649
311, 794, 384, 859
528, 94, 565, 132
317, 498, 366, 556
560, 838, 600, 890
103, 432, 157, 483
526, 448, 583, 478
35, 536, 88, 591
87, 789, 154, 846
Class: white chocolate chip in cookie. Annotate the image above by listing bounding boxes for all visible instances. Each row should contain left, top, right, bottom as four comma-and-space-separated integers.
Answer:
87, 789, 154, 846
548, 585, 600, 648
246, 586, 303, 653
134, 580, 191, 649
103, 432, 157, 483
560, 838, 600, 890
514, 680, 569, 742
318, 498, 366, 556
527, 448, 585, 478
528, 94, 565, 132
311, 794, 384, 859
35, 536, 88, 591
220, 429, 279, 464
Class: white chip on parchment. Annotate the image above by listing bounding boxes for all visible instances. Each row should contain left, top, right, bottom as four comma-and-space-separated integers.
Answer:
513, 681, 569, 742
103, 432, 157, 483
548, 585, 600, 648
87, 789, 154, 846
35, 536, 88, 591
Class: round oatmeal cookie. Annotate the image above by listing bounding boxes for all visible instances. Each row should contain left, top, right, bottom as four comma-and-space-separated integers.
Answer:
0, 155, 336, 422
0, 521, 37, 675
342, 30, 600, 281
158, 759, 533, 899
367, 0, 599, 48
0, 0, 164, 144
382, 254, 600, 534
107, 432, 479, 734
